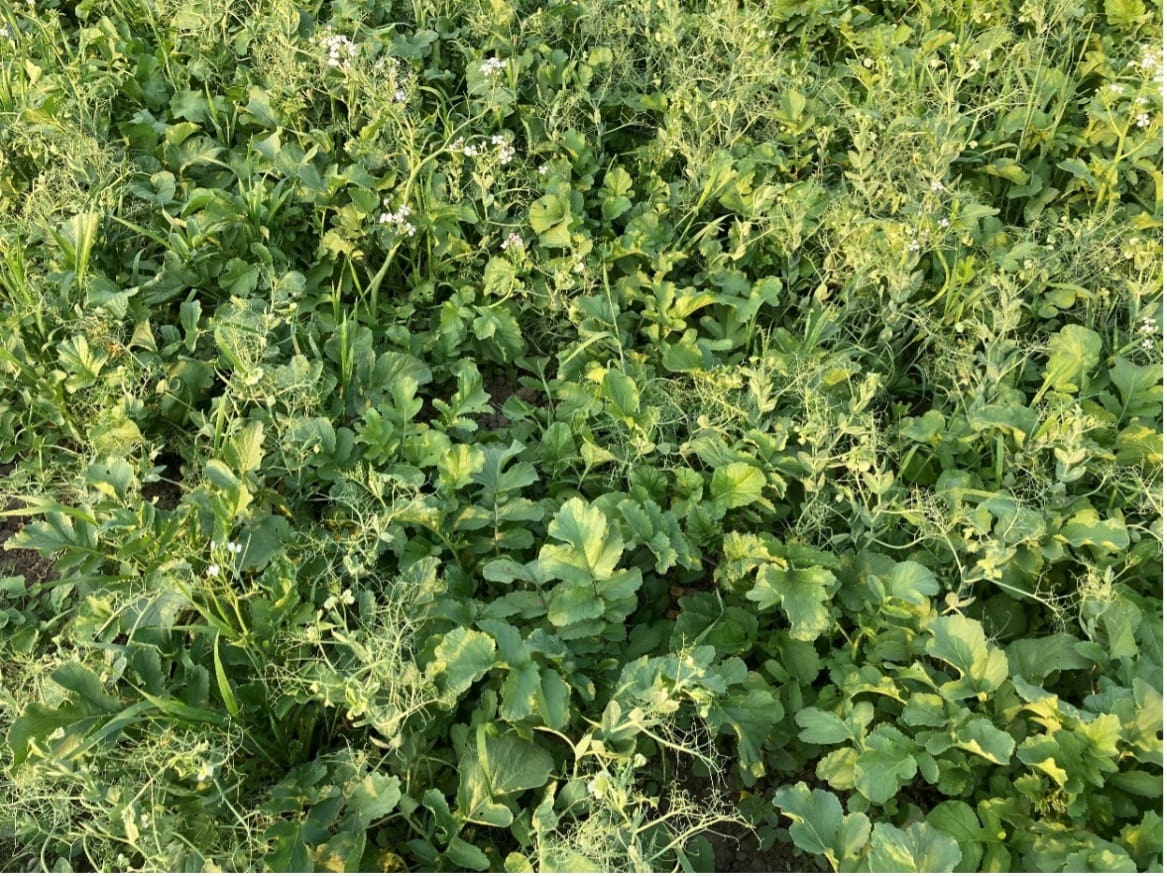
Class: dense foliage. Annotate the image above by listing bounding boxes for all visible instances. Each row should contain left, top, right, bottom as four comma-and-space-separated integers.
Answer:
0, 0, 1162, 871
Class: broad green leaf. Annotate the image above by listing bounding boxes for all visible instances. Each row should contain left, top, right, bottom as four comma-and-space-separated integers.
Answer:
483, 256, 517, 297
500, 663, 541, 722
264, 822, 313, 872
601, 370, 640, 419
445, 837, 491, 871
1060, 508, 1130, 553
710, 462, 765, 509
706, 675, 781, 779
954, 716, 1015, 765
313, 829, 365, 872
536, 669, 571, 730
867, 821, 962, 872
226, 420, 265, 474
1006, 634, 1094, 683
854, 725, 918, 804
661, 331, 706, 372
1109, 356, 1162, 420
539, 498, 625, 584
439, 444, 486, 491
458, 728, 554, 827
529, 192, 569, 232
926, 800, 990, 871
795, 707, 853, 745
1036, 325, 1101, 400
902, 693, 950, 727
429, 628, 497, 695
773, 782, 870, 871
349, 772, 401, 827
1105, 0, 1147, 26
546, 582, 604, 627
772, 783, 843, 859
886, 561, 940, 604
926, 616, 1009, 700
747, 563, 836, 641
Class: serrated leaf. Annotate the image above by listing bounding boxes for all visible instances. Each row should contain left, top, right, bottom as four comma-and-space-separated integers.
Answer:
1060, 508, 1130, 553
539, 498, 625, 584
886, 561, 940, 605
706, 675, 781, 779
926, 616, 1009, 700
774, 782, 870, 871
773, 783, 843, 859
954, 716, 1015, 765
1105, 0, 1146, 26
854, 725, 918, 804
458, 727, 554, 827
867, 821, 962, 873
601, 370, 640, 419
1110, 356, 1162, 421
500, 663, 541, 722
429, 628, 496, 695
795, 707, 854, 745
747, 563, 836, 641
349, 773, 401, 827
710, 462, 765, 509
1036, 325, 1101, 401
1006, 634, 1094, 683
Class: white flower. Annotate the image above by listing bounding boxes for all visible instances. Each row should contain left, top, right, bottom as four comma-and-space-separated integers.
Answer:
862, 57, 873, 69
1142, 337, 1155, 351
501, 232, 523, 251
939, 218, 950, 228
586, 771, 611, 799
908, 239, 921, 253
195, 762, 214, 782
498, 143, 516, 164
930, 180, 944, 192
491, 134, 505, 146
378, 202, 416, 236
480, 56, 506, 77
320, 33, 359, 71
537, 163, 548, 175
227, 541, 242, 554
1136, 112, 1150, 128
1109, 83, 1124, 94
0, 25, 11, 39
207, 564, 220, 576
394, 88, 406, 102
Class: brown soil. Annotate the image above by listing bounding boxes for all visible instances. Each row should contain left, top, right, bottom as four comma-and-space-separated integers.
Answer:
0, 463, 55, 587
707, 821, 825, 873
477, 371, 542, 431
142, 479, 183, 511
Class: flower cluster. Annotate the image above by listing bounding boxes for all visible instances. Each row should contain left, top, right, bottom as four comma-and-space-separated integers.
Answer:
206, 540, 242, 576
452, 137, 480, 157
1138, 315, 1158, 351
501, 232, 523, 251
320, 32, 359, 70
1136, 111, 1151, 129
373, 57, 408, 102
491, 134, 516, 164
323, 589, 355, 611
379, 200, 416, 236
480, 56, 506, 77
